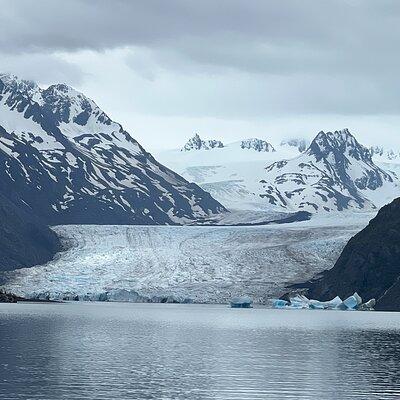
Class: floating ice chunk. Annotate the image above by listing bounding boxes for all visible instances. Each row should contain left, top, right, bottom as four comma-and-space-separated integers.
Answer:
310, 296, 343, 310
107, 289, 145, 302
272, 299, 289, 308
289, 295, 310, 308
339, 292, 362, 310
309, 301, 325, 310
272, 293, 366, 311
358, 298, 376, 311
230, 296, 253, 308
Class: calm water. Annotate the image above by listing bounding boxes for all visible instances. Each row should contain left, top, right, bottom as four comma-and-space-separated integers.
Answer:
1, 303, 400, 399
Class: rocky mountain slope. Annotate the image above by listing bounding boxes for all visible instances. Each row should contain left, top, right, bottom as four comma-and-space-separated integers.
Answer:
301, 197, 400, 311
0, 193, 60, 273
261, 129, 399, 212
0, 74, 225, 225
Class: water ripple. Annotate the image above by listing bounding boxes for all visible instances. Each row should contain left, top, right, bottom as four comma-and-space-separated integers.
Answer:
1, 303, 400, 399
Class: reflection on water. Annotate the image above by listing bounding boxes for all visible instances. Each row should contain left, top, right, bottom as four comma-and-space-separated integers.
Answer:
1, 303, 400, 399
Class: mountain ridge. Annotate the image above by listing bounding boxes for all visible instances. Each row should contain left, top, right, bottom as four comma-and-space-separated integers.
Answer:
0, 74, 226, 225
158, 129, 400, 214
261, 129, 398, 212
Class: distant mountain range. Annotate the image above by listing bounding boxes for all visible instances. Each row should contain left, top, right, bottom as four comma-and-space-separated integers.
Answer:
159, 135, 301, 211
0, 74, 226, 226
182, 135, 276, 153
158, 130, 400, 213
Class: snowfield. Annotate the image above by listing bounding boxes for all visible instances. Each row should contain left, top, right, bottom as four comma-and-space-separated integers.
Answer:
3, 214, 373, 303
157, 139, 299, 212
157, 130, 400, 215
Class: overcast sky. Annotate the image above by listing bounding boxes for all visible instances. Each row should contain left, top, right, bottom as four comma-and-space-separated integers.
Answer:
1, 0, 400, 150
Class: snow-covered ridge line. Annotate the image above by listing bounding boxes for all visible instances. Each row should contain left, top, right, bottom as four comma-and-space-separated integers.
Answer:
181, 133, 277, 153
0, 73, 226, 225
262, 128, 399, 212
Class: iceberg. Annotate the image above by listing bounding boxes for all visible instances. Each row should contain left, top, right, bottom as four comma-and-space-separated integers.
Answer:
358, 298, 376, 311
272, 292, 372, 311
338, 292, 362, 310
289, 295, 310, 309
311, 296, 343, 310
272, 299, 289, 308
230, 296, 253, 308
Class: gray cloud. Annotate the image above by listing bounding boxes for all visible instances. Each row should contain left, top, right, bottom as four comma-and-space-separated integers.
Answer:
0, 53, 85, 86
1, 1, 399, 67
1, 0, 400, 147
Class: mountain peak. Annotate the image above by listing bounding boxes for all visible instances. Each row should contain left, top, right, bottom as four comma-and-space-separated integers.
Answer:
0, 73, 41, 100
313, 128, 357, 145
44, 83, 85, 99
182, 134, 224, 151
262, 129, 396, 213
0, 74, 103, 126
0, 73, 36, 89
0, 72, 226, 225
240, 138, 275, 152
308, 128, 372, 162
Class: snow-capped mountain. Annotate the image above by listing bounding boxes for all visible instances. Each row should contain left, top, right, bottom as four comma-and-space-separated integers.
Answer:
0, 74, 226, 225
157, 137, 298, 212
158, 130, 400, 214
261, 129, 399, 212
181, 134, 224, 151
240, 138, 275, 152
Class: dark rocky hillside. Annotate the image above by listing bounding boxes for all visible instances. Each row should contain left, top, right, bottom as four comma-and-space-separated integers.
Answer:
0, 193, 60, 272
300, 197, 400, 310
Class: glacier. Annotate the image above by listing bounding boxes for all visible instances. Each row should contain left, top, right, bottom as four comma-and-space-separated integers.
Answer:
2, 214, 371, 303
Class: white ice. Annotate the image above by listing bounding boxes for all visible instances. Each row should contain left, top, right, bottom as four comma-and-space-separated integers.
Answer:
3, 215, 371, 303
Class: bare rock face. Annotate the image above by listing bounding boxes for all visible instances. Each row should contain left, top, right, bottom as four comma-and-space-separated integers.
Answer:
301, 197, 400, 311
